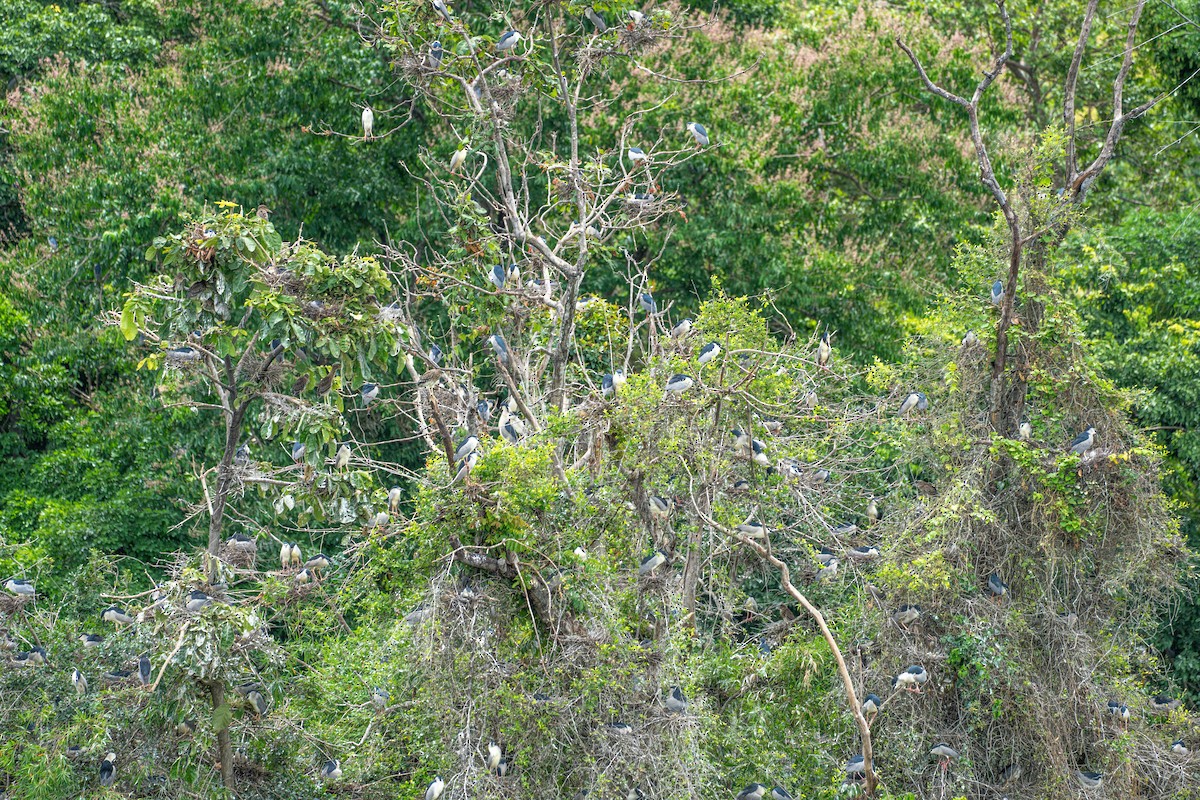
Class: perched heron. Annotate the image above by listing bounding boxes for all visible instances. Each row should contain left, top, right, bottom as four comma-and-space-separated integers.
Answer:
500, 421, 521, 444
763, 418, 783, 435
1106, 700, 1121, 716
731, 428, 752, 455
602, 370, 627, 398
737, 783, 767, 800
186, 591, 211, 613
687, 121, 710, 147
305, 553, 330, 573
177, 719, 196, 737
1150, 694, 1180, 713
454, 436, 479, 462
816, 558, 839, 582
628, 9, 645, 25
585, 6, 608, 31
639, 550, 668, 575
428, 344, 443, 366
488, 333, 509, 363
961, 330, 978, 346
291, 441, 306, 463
802, 390, 818, 409
488, 264, 508, 290
751, 440, 771, 467
770, 786, 793, 800
320, 759, 342, 780
79, 633, 103, 648
72, 669, 87, 695
893, 604, 921, 628
697, 342, 721, 365
627, 146, 648, 164
605, 722, 634, 735
848, 545, 881, 562
816, 547, 837, 566
360, 383, 380, 406
1171, 739, 1188, 756
335, 442, 352, 469
100, 752, 117, 787
454, 451, 479, 483
861, 693, 881, 716
665, 374, 694, 394
1019, 421, 1032, 441
426, 777, 446, 800
732, 479, 751, 493
361, 106, 374, 140
897, 391, 928, 416
281, 542, 302, 569
247, 690, 269, 716
138, 655, 152, 686
431, 0, 451, 22
930, 743, 959, 769
990, 280, 1004, 306
894, 664, 928, 693
845, 755, 866, 778
427, 41, 443, 68
389, 487, 403, 512
1077, 771, 1103, 789
987, 573, 1009, 600
370, 511, 389, 529
449, 147, 468, 173
670, 318, 693, 339
102, 606, 134, 625
486, 741, 502, 772
665, 686, 687, 713
167, 346, 200, 362
817, 332, 832, 367
737, 518, 767, 539
5, 578, 35, 597
648, 496, 673, 520
638, 292, 657, 314
496, 30, 522, 51
867, 498, 879, 525
999, 762, 1022, 784
1069, 426, 1096, 454
476, 400, 493, 423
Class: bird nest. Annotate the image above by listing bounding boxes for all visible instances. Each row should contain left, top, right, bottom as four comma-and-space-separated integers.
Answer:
0, 595, 31, 615
219, 540, 258, 569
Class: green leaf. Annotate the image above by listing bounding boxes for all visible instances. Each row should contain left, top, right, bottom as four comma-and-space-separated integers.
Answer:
119, 304, 139, 341
212, 702, 233, 733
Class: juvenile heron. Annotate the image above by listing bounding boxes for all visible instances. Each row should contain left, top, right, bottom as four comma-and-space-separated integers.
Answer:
687, 122, 710, 147
697, 342, 721, 365
817, 332, 831, 367
1069, 427, 1096, 454
665, 374, 694, 394
496, 30, 522, 51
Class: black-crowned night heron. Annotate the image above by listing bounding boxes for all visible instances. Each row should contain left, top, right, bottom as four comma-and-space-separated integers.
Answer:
670, 318, 692, 339
5, 578, 34, 597
362, 106, 374, 139
802, 390, 818, 409
454, 452, 478, 483
102, 606, 134, 625
429, 344, 443, 366
845, 755, 866, 779
488, 264, 508, 290
604, 722, 634, 735
388, 487, 402, 513
585, 6, 608, 31
639, 550, 668, 575
104, 669, 132, 683
639, 292, 656, 314
454, 436, 479, 462
247, 690, 269, 716
1019, 421, 1032, 441
321, 759, 342, 780
281, 542, 302, 569
428, 41, 443, 68
867, 498, 879, 525
816, 547, 836, 566
648, 496, 673, 520
990, 280, 1004, 306
138, 655, 151, 686
751, 440, 771, 467
816, 558, 839, 582
732, 479, 750, 493
861, 693, 881, 715
897, 391, 928, 416
335, 442, 351, 469
426, 776, 446, 800
736, 518, 766, 539
999, 762, 1022, 783
1172, 739, 1188, 756
1150, 694, 1180, 713
80, 633, 103, 648
628, 9, 645, 25
449, 147, 467, 173
769, 787, 792, 800
100, 752, 117, 787
177, 719, 196, 736
628, 146, 648, 164
72, 669, 87, 695
961, 330, 978, 346
1069, 427, 1096, 454
360, 383, 380, 406
496, 30, 522, 51
488, 333, 509, 363
305, 553, 330, 573
930, 743, 959, 769
1107, 699, 1121, 716
736, 784, 767, 800
602, 370, 626, 398
432, 0, 451, 22
186, 591, 210, 612
763, 418, 783, 435
731, 428, 751, 455
894, 664, 928, 693
500, 421, 521, 444
487, 741, 502, 772
987, 573, 1008, 600
1120, 704, 1130, 721
167, 346, 200, 362
687, 122, 710, 147
292, 441, 306, 462
665, 686, 687, 713
697, 342, 721, 366
1077, 771, 1102, 789
817, 332, 831, 367
848, 545, 880, 562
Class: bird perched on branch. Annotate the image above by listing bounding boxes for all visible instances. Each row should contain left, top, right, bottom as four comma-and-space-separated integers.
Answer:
449, 147, 468, 174
454, 436, 479, 463
1077, 771, 1103, 789
665, 686, 687, 713
698, 341, 721, 366
628, 9, 645, 26
320, 759, 342, 781
987, 573, 1008, 600
102, 606, 134, 625
485, 741, 502, 773
1150, 694, 1180, 713
496, 30, 522, 51
79, 633, 103, 648
585, 6, 608, 31
737, 518, 766, 539
893, 664, 928, 693
930, 743, 959, 769
848, 545, 880, 562
426, 776, 446, 800
990, 280, 1004, 306
335, 442, 352, 469
627, 146, 647, 164
291, 441, 306, 463
648, 496, 673, 521
361, 106, 373, 140
687, 121, 710, 147
431, 0, 451, 22
736, 783, 767, 800
670, 318, 692, 339
281, 542, 302, 569
488, 333, 509, 363
72, 669, 87, 695
360, 383, 380, 406
897, 391, 928, 416
1171, 739, 1188, 756
845, 755, 866, 779
1019, 421, 1032, 441
769, 786, 793, 800
138, 655, 152, 686
961, 330, 978, 346
665, 374, 694, 395
861, 693, 880, 716
427, 41, 443, 68
639, 550, 668, 576
639, 292, 657, 314
100, 753, 117, 787
1069, 426, 1096, 455
892, 604, 921, 629
602, 369, 627, 398
817, 331, 832, 367
186, 591, 211, 612
305, 553, 330, 573
867, 497, 879, 526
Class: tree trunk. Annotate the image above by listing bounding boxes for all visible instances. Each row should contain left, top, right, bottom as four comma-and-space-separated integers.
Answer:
548, 272, 583, 413
209, 681, 234, 789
